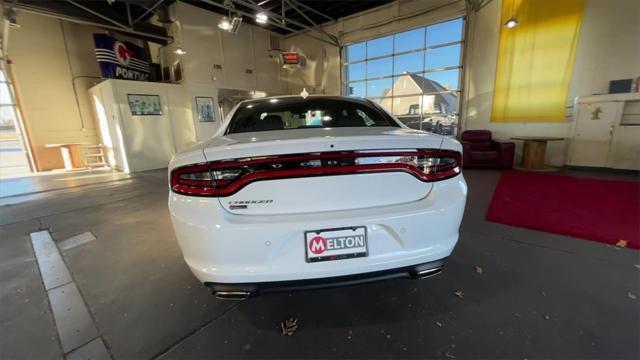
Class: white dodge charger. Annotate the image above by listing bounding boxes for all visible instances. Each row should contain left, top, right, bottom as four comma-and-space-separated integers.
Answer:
169, 96, 467, 299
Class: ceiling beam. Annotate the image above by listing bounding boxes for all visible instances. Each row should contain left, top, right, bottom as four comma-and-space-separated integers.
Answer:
229, 0, 339, 45
10, 3, 172, 43
65, 0, 130, 30
283, 0, 337, 43
199, 0, 338, 46
283, 0, 315, 26
288, 0, 335, 22
126, 3, 132, 27
133, 0, 166, 24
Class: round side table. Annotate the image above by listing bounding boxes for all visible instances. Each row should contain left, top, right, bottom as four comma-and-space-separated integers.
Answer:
510, 136, 565, 171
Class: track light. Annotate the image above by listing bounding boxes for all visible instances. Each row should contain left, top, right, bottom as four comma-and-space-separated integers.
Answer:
256, 12, 268, 24
219, 15, 242, 34
173, 47, 186, 55
504, 16, 519, 29
3, 7, 19, 28
229, 16, 242, 34
218, 16, 232, 30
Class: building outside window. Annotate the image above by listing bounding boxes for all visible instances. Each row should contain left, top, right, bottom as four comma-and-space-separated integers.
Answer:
342, 18, 465, 136
0, 63, 32, 177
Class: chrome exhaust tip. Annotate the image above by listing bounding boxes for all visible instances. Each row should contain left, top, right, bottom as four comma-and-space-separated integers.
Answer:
214, 291, 251, 300
416, 266, 443, 279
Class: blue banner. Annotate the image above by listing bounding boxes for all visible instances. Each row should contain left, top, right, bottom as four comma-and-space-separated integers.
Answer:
93, 34, 151, 81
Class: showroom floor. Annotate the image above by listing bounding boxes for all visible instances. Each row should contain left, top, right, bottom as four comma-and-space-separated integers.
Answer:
0, 168, 131, 200
1, 169, 638, 359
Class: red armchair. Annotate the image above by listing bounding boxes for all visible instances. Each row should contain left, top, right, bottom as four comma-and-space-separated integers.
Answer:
460, 130, 515, 168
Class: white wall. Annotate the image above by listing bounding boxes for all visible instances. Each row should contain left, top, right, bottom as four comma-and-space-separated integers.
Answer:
568, 0, 640, 100
160, 1, 288, 94
283, 34, 342, 96
90, 79, 203, 173
285, 0, 640, 166
184, 85, 221, 141
464, 0, 640, 166
8, 13, 103, 170
7, 11, 155, 171
7, 3, 287, 172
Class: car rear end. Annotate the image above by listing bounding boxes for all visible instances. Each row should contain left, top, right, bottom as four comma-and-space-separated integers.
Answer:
168, 96, 467, 299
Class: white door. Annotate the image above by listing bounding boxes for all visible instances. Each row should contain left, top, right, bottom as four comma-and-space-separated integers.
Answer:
568, 102, 620, 167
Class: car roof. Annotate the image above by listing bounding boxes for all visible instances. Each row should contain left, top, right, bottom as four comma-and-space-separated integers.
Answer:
240, 95, 372, 106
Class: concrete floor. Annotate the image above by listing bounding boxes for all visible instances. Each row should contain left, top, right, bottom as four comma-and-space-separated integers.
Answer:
0, 168, 131, 200
1, 169, 638, 359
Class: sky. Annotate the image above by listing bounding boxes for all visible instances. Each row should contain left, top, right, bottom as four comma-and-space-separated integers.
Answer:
0, 70, 18, 126
345, 18, 464, 98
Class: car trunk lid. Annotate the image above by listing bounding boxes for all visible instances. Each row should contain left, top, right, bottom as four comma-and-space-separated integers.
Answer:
202, 128, 444, 215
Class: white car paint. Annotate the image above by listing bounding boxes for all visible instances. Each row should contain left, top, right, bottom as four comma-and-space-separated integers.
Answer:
168, 96, 467, 296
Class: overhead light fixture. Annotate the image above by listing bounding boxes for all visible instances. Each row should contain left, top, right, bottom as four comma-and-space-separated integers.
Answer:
174, 47, 186, 55
3, 7, 20, 28
255, 12, 268, 24
218, 16, 233, 31
504, 16, 519, 29
218, 0, 242, 34
503, 0, 519, 29
229, 15, 242, 34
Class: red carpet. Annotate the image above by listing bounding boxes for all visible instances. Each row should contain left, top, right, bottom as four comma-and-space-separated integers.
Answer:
486, 172, 640, 249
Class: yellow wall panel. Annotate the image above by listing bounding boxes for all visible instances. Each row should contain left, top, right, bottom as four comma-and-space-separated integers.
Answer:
491, 0, 585, 122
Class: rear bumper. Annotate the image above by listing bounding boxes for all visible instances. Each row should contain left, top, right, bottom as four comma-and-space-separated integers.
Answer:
169, 175, 467, 284
207, 259, 445, 298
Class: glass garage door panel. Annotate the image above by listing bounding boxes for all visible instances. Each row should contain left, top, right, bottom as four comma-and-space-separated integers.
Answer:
366, 57, 392, 79
422, 70, 460, 91
347, 62, 366, 82
347, 42, 366, 62
366, 35, 393, 58
366, 78, 393, 98
394, 28, 425, 53
394, 52, 424, 75
427, 18, 463, 46
0, 67, 32, 177
425, 44, 461, 70
347, 82, 366, 97
391, 95, 428, 131
342, 17, 464, 136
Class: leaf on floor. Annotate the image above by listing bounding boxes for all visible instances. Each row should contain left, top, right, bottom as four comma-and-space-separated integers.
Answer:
615, 240, 627, 248
454, 290, 464, 299
635, 264, 640, 270
628, 292, 637, 300
474, 266, 483, 274
281, 318, 298, 336
436, 321, 443, 328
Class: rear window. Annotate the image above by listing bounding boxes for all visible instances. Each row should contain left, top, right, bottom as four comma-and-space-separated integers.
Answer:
226, 98, 399, 134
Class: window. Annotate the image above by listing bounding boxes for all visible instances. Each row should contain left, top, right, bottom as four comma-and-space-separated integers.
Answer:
1, 64, 32, 176
226, 98, 399, 134
343, 18, 465, 136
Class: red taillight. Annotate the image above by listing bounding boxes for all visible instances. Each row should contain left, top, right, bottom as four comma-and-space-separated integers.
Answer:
170, 149, 461, 197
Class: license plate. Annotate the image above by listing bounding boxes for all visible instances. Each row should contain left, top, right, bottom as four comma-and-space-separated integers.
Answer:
304, 226, 368, 263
